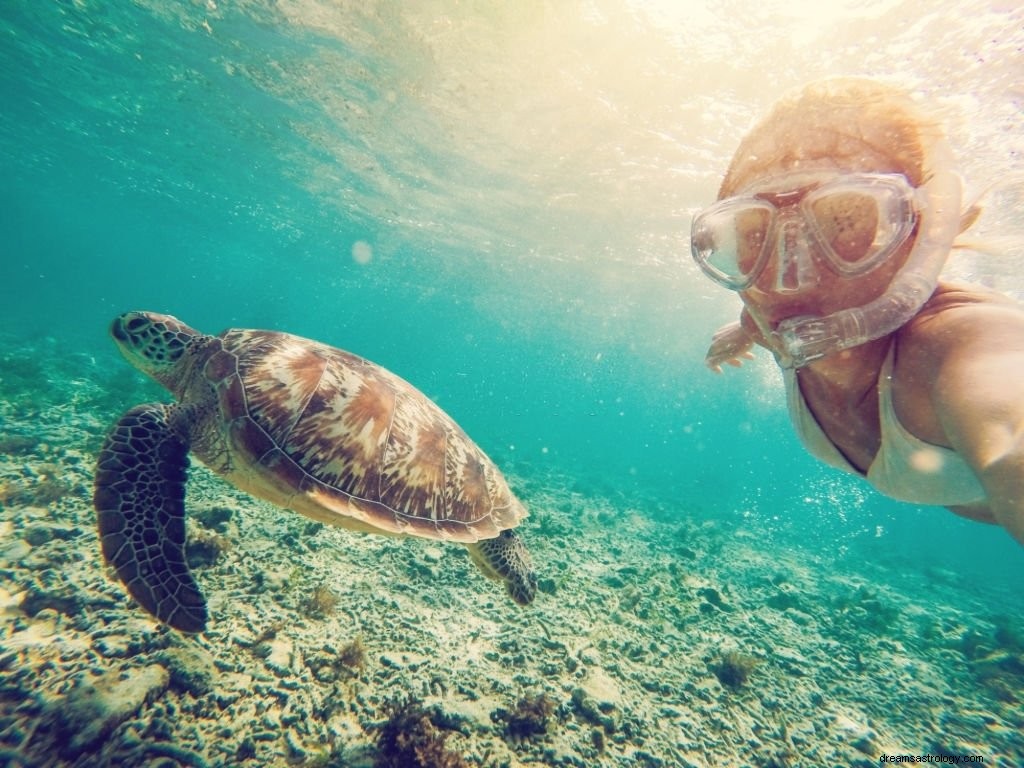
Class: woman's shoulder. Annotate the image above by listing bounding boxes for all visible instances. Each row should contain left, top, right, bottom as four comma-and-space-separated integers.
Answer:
922, 280, 1020, 313
902, 280, 1024, 349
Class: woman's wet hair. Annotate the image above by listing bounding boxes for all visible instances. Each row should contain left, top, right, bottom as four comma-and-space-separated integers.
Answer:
719, 78, 949, 199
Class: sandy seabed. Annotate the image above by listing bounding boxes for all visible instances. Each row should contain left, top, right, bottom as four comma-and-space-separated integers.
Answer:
1, 337, 1022, 767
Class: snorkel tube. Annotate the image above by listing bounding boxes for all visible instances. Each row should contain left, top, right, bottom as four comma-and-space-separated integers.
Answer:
767, 141, 962, 369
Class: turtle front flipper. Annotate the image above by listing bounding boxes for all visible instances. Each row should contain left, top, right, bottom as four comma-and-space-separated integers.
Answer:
467, 530, 537, 606
94, 403, 207, 633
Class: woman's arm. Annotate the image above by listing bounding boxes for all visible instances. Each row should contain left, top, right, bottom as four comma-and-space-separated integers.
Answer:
913, 302, 1024, 545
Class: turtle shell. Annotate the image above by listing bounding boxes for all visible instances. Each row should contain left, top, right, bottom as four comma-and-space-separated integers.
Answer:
199, 329, 525, 543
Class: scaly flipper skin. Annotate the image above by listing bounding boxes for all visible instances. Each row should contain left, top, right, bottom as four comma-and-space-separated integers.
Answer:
469, 530, 537, 605
94, 403, 207, 633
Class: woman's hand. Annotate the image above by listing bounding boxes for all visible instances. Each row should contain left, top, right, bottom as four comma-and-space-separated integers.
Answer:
705, 320, 755, 373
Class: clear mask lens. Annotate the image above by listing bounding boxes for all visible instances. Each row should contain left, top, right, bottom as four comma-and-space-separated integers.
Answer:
691, 173, 917, 291
803, 178, 916, 274
691, 199, 773, 289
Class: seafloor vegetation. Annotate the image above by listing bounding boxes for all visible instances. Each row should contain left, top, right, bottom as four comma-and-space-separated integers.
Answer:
1, 333, 1022, 767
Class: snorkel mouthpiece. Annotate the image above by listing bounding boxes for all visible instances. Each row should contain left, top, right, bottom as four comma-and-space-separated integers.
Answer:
767, 143, 962, 369
771, 273, 935, 367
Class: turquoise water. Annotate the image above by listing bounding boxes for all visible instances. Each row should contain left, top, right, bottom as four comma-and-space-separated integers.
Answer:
3, 0, 1023, 586
2, 1, 1024, 763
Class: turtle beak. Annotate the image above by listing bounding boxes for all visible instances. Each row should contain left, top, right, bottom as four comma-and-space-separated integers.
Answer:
111, 317, 128, 342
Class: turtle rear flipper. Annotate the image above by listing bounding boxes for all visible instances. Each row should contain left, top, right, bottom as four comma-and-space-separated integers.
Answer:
468, 530, 537, 606
94, 404, 207, 633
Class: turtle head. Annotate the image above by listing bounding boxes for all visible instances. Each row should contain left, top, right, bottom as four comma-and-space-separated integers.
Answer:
111, 312, 201, 389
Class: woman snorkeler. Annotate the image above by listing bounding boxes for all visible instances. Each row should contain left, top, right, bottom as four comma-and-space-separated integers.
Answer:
691, 77, 1024, 547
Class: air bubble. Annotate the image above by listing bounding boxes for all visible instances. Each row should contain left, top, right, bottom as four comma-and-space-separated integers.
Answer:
351, 240, 373, 265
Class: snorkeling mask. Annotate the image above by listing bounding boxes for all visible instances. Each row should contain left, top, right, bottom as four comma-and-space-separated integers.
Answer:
692, 172, 918, 291
691, 147, 962, 368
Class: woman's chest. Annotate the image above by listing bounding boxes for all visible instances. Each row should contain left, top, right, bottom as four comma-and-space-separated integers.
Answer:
802, 385, 882, 474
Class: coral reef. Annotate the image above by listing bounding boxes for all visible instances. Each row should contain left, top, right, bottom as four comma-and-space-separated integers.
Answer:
712, 650, 761, 689
0, 461, 77, 508
962, 618, 1024, 704
831, 586, 900, 637
337, 636, 366, 670
0, 434, 41, 456
302, 583, 341, 618
1, 329, 1022, 766
374, 697, 469, 768
185, 527, 232, 568
495, 692, 556, 739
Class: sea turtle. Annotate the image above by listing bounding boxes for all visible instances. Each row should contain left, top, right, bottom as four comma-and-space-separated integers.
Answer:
94, 311, 536, 633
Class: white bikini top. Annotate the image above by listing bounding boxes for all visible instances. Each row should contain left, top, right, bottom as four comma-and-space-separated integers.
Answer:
784, 345, 986, 506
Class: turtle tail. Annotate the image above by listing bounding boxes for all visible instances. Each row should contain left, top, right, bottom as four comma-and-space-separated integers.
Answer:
94, 403, 207, 633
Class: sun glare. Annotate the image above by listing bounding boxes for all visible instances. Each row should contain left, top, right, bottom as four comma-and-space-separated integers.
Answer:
629, 0, 905, 46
